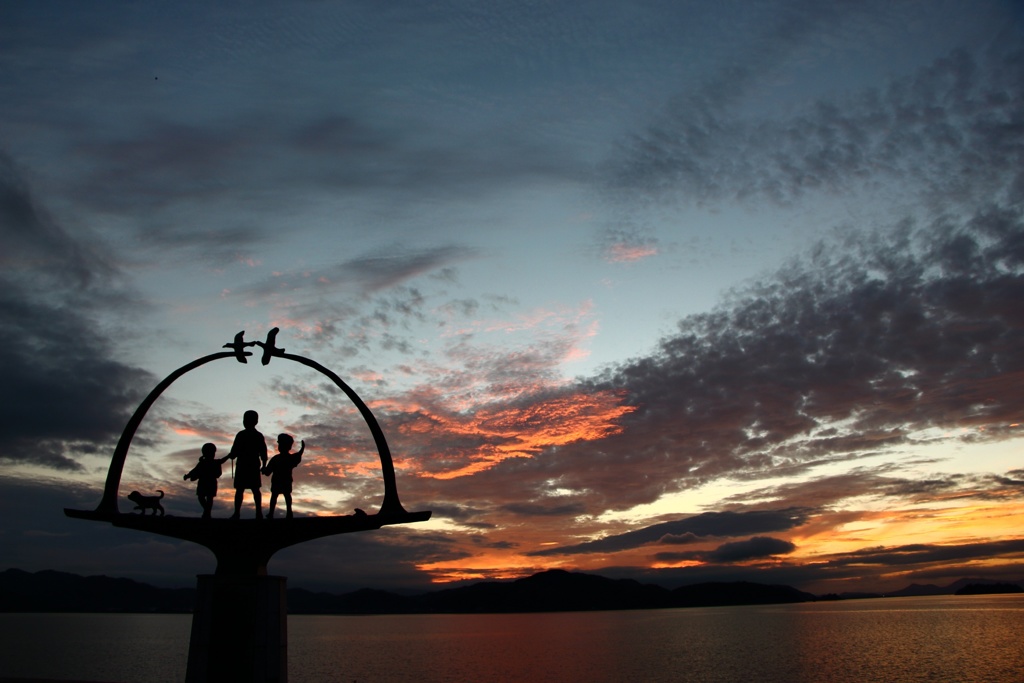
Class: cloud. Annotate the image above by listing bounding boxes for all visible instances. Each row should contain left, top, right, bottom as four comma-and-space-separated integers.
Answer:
599, 533, 1024, 593
296, 201, 1023, 550
0, 289, 151, 470
377, 202, 1024, 532
656, 535, 797, 563
268, 197, 1019, 511
659, 532, 702, 545
500, 502, 589, 517
530, 508, 811, 556
228, 248, 481, 361
0, 152, 153, 470
599, 224, 659, 263
60, 108, 588, 252
3, 1, 1020, 596
238, 246, 478, 300
377, 385, 636, 480
821, 538, 1024, 569
238, 199, 1024, 582
513, 205, 1024, 512
715, 463, 1024, 510
611, 42, 1024, 210
0, 152, 114, 287
269, 297, 612, 481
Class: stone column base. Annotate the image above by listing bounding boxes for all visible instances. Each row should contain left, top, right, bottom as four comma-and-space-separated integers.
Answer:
186, 574, 287, 683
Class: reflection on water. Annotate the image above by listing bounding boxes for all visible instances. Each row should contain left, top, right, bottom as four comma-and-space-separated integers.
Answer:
0, 612, 191, 683
288, 596, 1024, 683
2, 595, 1023, 682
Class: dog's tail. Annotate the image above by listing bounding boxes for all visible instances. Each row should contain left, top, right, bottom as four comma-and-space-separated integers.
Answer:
156, 490, 165, 498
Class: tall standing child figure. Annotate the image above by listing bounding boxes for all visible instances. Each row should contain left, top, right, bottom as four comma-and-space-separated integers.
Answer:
228, 410, 269, 519
263, 434, 304, 519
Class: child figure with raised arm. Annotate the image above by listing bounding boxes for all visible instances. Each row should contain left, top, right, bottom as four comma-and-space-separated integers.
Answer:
183, 443, 230, 519
262, 434, 304, 519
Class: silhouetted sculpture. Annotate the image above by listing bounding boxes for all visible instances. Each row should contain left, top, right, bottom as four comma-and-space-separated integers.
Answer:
228, 410, 269, 519
127, 490, 165, 515
223, 330, 256, 363
65, 328, 432, 683
254, 327, 284, 366
184, 443, 231, 519
263, 434, 304, 519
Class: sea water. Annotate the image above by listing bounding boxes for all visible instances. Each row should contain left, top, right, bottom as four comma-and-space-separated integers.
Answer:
1, 595, 1022, 682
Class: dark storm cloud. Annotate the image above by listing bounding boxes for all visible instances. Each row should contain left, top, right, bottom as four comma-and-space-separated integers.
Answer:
0, 153, 152, 470
530, 508, 811, 556
613, 42, 1024, 209
655, 536, 797, 563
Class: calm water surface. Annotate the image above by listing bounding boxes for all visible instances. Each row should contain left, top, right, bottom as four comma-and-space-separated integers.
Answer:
1, 595, 1022, 682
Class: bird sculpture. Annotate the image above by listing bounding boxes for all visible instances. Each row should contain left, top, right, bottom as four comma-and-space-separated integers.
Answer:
223, 331, 255, 363
254, 327, 285, 365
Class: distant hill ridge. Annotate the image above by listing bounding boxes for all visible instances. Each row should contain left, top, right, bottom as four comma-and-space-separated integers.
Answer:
0, 568, 195, 613
288, 570, 815, 614
886, 577, 1024, 597
1, 568, 1020, 615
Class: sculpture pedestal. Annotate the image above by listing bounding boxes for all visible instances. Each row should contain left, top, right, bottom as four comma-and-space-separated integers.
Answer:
64, 512, 431, 682
186, 574, 287, 683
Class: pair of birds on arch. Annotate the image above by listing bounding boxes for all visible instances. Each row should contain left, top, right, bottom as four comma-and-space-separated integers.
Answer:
224, 328, 283, 365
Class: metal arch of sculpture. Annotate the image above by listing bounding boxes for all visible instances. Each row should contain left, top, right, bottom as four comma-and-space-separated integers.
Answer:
65, 329, 431, 576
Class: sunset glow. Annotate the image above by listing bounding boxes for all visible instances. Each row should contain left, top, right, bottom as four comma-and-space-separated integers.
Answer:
1, 1, 1022, 599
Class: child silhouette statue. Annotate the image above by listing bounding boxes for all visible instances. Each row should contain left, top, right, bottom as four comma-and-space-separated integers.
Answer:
183, 443, 230, 519
262, 434, 304, 519
228, 410, 269, 519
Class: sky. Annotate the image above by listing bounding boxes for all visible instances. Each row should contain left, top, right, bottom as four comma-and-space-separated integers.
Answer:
1, 0, 1023, 596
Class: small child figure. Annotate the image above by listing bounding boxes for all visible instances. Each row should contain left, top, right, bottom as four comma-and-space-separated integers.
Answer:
183, 443, 230, 519
262, 434, 304, 519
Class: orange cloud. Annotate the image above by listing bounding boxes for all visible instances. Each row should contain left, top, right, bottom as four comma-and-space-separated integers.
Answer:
605, 243, 658, 263
399, 389, 636, 479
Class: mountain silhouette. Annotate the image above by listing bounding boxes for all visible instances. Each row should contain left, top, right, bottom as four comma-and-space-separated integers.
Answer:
3, 568, 1020, 615
954, 582, 1023, 595
884, 577, 1024, 597
415, 569, 675, 613
0, 568, 194, 613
